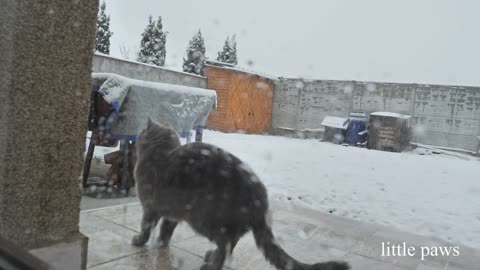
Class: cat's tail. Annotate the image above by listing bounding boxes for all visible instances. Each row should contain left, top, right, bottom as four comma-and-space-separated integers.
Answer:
251, 218, 350, 270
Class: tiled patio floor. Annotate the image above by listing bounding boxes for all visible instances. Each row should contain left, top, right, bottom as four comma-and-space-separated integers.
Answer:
80, 202, 478, 270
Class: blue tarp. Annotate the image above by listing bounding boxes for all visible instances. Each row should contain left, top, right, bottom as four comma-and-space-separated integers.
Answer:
346, 119, 367, 144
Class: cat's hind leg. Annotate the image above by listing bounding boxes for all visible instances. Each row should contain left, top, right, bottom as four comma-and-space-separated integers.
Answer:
158, 218, 178, 247
203, 237, 239, 269
201, 242, 227, 270
132, 210, 160, 246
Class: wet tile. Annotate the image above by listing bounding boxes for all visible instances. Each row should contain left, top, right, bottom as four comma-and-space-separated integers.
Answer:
349, 234, 421, 269
80, 213, 121, 236
276, 218, 329, 238
446, 261, 478, 270
274, 219, 358, 252
82, 202, 479, 270
415, 260, 448, 270
370, 230, 450, 267
447, 245, 480, 268
107, 215, 197, 244
88, 203, 143, 219
272, 229, 348, 262
373, 227, 449, 248
416, 263, 443, 270
314, 229, 363, 251
343, 253, 412, 270
364, 228, 478, 268
173, 236, 216, 258
172, 232, 269, 270
174, 230, 347, 270
229, 252, 275, 270
273, 208, 379, 240
415, 261, 477, 270
88, 246, 208, 270
234, 239, 347, 270
87, 224, 146, 268
103, 210, 143, 227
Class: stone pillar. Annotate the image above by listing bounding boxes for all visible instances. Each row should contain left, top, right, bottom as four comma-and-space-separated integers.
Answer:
0, 1, 99, 269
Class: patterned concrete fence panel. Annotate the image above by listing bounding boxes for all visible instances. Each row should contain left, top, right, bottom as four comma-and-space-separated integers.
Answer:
273, 78, 480, 152
272, 79, 303, 130
352, 82, 416, 115
297, 80, 354, 131
272, 78, 353, 132
413, 85, 480, 151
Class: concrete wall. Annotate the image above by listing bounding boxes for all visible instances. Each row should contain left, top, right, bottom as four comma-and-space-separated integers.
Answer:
1, 0, 97, 268
413, 85, 480, 151
352, 82, 416, 115
92, 54, 207, 88
273, 79, 353, 131
272, 78, 480, 152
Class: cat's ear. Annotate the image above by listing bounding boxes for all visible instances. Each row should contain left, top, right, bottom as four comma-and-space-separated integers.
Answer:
146, 116, 154, 129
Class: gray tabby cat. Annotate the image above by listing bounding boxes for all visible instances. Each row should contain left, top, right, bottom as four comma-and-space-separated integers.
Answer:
132, 117, 350, 270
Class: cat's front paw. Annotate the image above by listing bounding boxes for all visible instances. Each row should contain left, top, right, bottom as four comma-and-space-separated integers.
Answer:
157, 238, 170, 248
131, 234, 148, 246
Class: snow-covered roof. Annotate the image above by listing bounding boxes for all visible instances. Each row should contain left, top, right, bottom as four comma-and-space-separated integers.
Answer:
205, 59, 236, 68
92, 73, 217, 139
350, 112, 367, 118
370, 112, 411, 119
205, 60, 279, 81
349, 112, 367, 121
321, 116, 349, 129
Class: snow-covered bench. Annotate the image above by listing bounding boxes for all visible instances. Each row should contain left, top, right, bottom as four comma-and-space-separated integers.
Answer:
83, 73, 217, 191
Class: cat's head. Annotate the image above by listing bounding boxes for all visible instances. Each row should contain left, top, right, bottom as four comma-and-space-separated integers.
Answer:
136, 116, 180, 152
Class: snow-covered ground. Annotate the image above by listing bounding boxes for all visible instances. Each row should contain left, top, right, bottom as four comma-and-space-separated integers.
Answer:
201, 130, 480, 249
87, 130, 480, 249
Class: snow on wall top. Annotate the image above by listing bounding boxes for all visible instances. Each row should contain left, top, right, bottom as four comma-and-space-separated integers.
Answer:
321, 116, 349, 129
205, 60, 279, 81
92, 73, 217, 139
370, 112, 411, 119
94, 52, 206, 79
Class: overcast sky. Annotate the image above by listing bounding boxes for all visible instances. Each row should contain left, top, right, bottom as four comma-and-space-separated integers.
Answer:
104, 0, 480, 86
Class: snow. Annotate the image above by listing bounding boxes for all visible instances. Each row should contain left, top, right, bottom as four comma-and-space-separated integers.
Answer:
84, 128, 480, 248
321, 116, 349, 129
411, 143, 476, 156
85, 131, 119, 160
370, 112, 411, 119
199, 130, 480, 249
205, 60, 279, 81
93, 73, 216, 98
92, 73, 216, 138
349, 112, 367, 121
95, 73, 129, 105
94, 53, 206, 79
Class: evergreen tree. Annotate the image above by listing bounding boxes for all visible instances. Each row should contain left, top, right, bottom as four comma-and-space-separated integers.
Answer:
216, 34, 237, 65
95, 1, 113, 54
230, 34, 238, 65
183, 30, 206, 76
137, 16, 167, 66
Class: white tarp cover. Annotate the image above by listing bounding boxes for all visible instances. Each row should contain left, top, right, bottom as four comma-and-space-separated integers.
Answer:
321, 116, 349, 129
92, 73, 217, 139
